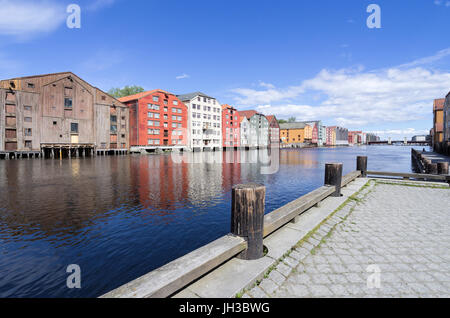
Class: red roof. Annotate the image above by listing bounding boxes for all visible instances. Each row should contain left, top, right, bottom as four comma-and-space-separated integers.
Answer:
238, 110, 258, 119
118, 89, 171, 103
222, 104, 235, 110
266, 115, 278, 123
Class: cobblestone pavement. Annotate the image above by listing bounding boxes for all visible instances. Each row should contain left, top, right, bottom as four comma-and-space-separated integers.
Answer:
244, 180, 450, 298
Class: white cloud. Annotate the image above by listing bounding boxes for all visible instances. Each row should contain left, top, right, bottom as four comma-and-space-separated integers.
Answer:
398, 48, 450, 68
259, 81, 275, 89
0, 0, 66, 37
176, 73, 190, 80
232, 49, 450, 130
434, 0, 450, 6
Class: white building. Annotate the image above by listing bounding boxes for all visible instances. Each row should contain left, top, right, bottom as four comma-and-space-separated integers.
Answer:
177, 92, 222, 151
240, 117, 251, 148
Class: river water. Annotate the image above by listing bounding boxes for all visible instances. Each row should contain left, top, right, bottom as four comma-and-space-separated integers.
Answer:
0, 145, 425, 297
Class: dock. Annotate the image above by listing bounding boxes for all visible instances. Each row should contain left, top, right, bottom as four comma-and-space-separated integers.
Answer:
100, 155, 450, 298
242, 179, 450, 298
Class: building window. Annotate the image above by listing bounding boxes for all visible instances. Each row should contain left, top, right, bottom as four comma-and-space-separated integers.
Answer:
111, 124, 117, 133
71, 123, 79, 134
173, 100, 178, 106
110, 115, 117, 123
27, 83, 35, 89
64, 98, 73, 108
148, 112, 153, 118
24, 105, 32, 112
24, 117, 32, 123
155, 113, 160, 119
152, 96, 159, 102
24, 128, 32, 136
25, 141, 32, 148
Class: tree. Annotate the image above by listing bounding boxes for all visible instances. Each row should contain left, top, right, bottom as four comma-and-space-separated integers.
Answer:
288, 117, 296, 123
108, 85, 145, 98
278, 119, 288, 124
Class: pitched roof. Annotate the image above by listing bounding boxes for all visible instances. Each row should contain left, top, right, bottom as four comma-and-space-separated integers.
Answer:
1, 71, 72, 81
118, 89, 173, 103
279, 122, 307, 130
1, 71, 126, 106
177, 91, 213, 102
238, 110, 258, 119
266, 115, 278, 123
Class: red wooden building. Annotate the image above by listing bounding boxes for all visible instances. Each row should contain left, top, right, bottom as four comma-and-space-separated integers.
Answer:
221, 104, 240, 148
119, 90, 188, 148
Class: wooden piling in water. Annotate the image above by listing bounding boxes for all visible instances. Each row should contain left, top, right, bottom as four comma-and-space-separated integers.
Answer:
325, 163, 343, 197
429, 163, 438, 175
231, 183, 266, 260
357, 156, 368, 177
437, 162, 449, 175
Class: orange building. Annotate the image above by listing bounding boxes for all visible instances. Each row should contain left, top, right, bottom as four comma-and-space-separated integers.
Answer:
119, 90, 188, 148
433, 98, 445, 150
280, 123, 306, 144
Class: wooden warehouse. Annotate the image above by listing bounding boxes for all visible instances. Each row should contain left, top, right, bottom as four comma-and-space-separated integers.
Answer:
0, 72, 129, 159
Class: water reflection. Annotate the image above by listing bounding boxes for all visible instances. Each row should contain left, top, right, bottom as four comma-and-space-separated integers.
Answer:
0, 146, 420, 297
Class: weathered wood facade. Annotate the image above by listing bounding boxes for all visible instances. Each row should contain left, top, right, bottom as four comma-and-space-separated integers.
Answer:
0, 72, 129, 157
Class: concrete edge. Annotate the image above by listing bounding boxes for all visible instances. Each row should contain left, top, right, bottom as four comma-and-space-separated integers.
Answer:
173, 177, 371, 298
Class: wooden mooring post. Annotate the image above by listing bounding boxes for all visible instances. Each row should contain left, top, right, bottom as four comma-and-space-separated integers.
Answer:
231, 183, 266, 260
437, 162, 449, 175
357, 156, 368, 177
429, 162, 438, 175
325, 163, 343, 197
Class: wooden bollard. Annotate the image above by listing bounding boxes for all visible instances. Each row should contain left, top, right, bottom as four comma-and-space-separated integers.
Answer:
437, 162, 449, 175
429, 163, 438, 175
231, 183, 265, 260
356, 156, 368, 177
325, 163, 343, 197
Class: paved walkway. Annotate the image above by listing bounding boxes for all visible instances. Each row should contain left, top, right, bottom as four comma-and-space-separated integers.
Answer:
244, 180, 450, 298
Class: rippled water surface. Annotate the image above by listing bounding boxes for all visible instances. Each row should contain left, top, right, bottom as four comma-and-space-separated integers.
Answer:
0, 145, 424, 297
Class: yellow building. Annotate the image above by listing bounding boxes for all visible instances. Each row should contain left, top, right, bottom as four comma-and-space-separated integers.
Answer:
303, 124, 313, 141
331, 129, 336, 146
280, 123, 307, 144
433, 99, 444, 147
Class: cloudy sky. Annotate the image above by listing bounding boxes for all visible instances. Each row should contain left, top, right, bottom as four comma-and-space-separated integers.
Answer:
1, 0, 449, 139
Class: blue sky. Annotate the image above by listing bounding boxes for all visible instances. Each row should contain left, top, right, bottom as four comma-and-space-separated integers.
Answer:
1, 0, 450, 139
